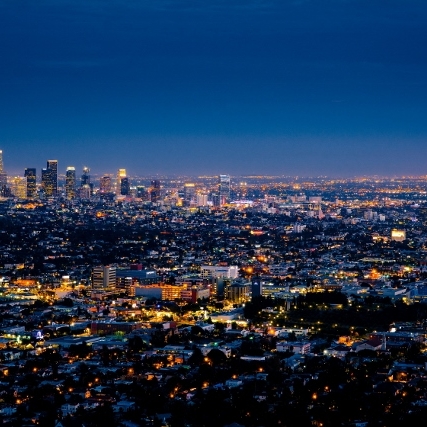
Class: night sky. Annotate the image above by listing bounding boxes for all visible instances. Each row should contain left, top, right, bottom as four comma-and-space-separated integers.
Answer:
1, 0, 427, 177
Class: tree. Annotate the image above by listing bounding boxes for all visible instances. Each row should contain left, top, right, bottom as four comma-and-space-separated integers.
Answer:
101, 345, 111, 366
61, 297, 74, 307
191, 325, 204, 336
69, 343, 92, 358
188, 347, 204, 366
287, 331, 297, 341
128, 335, 146, 352
207, 348, 226, 366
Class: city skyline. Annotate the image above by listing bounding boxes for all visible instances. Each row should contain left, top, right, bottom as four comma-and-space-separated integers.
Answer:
6, 150, 427, 181
1, 1, 427, 176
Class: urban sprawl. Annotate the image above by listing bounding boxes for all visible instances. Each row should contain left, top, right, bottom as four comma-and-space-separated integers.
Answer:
1, 153, 427, 426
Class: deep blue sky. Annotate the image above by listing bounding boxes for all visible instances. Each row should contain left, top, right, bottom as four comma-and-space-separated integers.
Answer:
1, 0, 427, 177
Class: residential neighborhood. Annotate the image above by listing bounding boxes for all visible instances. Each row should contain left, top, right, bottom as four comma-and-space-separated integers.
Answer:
0, 176, 427, 426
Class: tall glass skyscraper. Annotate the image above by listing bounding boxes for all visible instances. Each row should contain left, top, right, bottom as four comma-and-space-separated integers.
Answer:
183, 182, 196, 206
65, 167, 76, 199
11, 176, 26, 199
100, 175, 112, 193
24, 168, 37, 198
79, 166, 93, 198
81, 167, 90, 187
120, 177, 130, 195
0, 150, 8, 191
150, 179, 161, 203
116, 169, 127, 196
42, 160, 58, 197
80, 166, 94, 196
219, 174, 231, 205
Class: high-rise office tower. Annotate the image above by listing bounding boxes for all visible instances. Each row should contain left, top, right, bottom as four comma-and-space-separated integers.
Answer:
65, 167, 76, 200
0, 150, 8, 193
92, 265, 117, 289
41, 160, 58, 197
78, 166, 92, 199
81, 166, 90, 186
183, 183, 196, 206
251, 276, 263, 299
11, 176, 26, 199
47, 160, 58, 195
211, 193, 221, 207
116, 169, 127, 196
219, 174, 231, 205
150, 179, 161, 203
196, 193, 208, 207
100, 175, 112, 193
41, 169, 50, 196
79, 185, 91, 199
24, 168, 37, 198
136, 186, 148, 200
81, 166, 93, 196
120, 177, 130, 195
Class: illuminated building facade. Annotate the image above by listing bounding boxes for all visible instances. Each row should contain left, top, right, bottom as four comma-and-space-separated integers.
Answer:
24, 168, 37, 198
180, 286, 211, 303
391, 229, 406, 242
11, 176, 26, 199
92, 265, 117, 289
81, 166, 93, 196
79, 185, 91, 200
211, 193, 221, 207
226, 283, 250, 303
100, 175, 112, 193
0, 150, 8, 195
81, 166, 90, 186
219, 174, 231, 205
41, 160, 58, 197
132, 284, 184, 300
211, 278, 231, 298
183, 182, 196, 206
65, 167, 76, 199
115, 268, 160, 294
201, 265, 239, 279
136, 186, 148, 200
120, 177, 130, 195
196, 193, 208, 206
150, 179, 161, 203
116, 169, 127, 196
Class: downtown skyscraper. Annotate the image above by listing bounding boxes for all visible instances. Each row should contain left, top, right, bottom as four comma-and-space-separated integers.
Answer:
0, 150, 7, 194
100, 175, 112, 193
41, 160, 58, 197
80, 166, 93, 197
150, 179, 161, 203
219, 174, 231, 205
65, 167, 76, 199
116, 169, 127, 196
24, 168, 37, 198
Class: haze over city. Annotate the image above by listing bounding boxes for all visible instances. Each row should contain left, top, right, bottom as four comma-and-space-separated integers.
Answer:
1, 0, 427, 177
